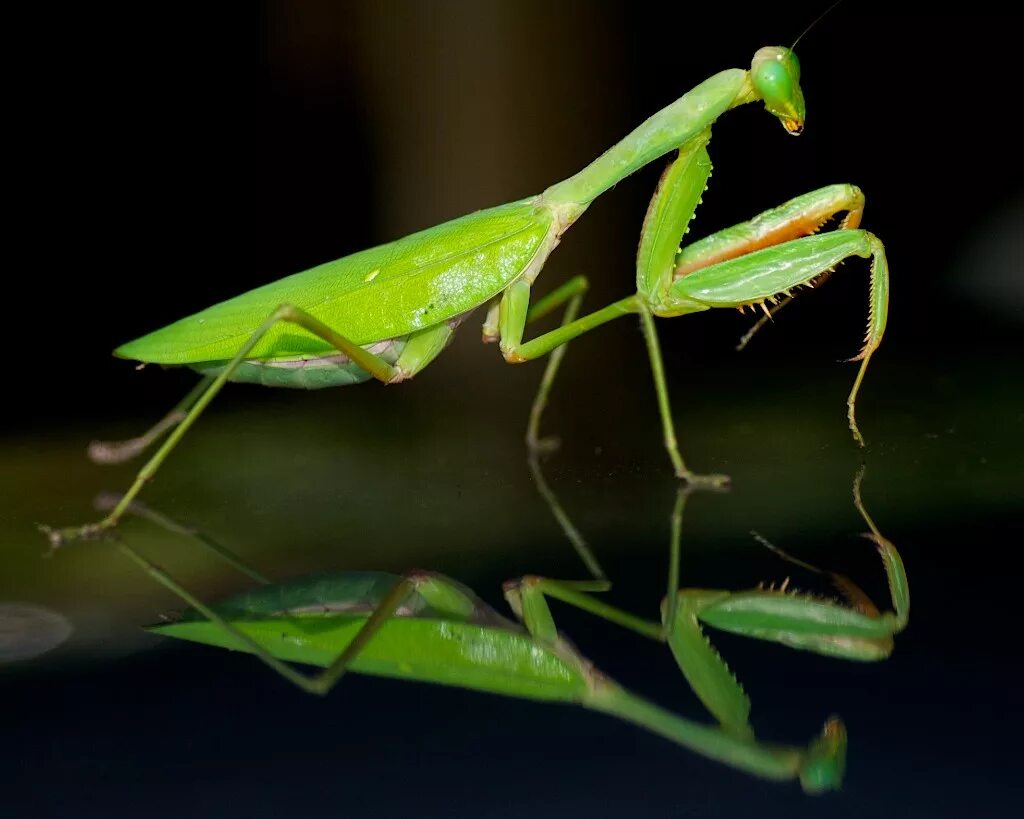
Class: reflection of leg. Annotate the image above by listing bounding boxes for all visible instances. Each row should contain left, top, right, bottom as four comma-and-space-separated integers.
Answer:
518, 276, 606, 580
505, 575, 660, 644
526, 451, 605, 581
119, 532, 416, 696
669, 589, 753, 737
92, 492, 269, 585
88, 375, 215, 465
852, 464, 909, 630
747, 465, 908, 630
662, 486, 688, 630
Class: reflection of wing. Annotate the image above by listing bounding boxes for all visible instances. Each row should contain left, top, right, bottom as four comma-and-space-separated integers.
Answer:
168, 571, 415, 621
116, 199, 552, 363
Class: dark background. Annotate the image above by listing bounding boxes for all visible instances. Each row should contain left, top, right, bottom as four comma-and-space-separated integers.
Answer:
9, 2, 1020, 428
3, 3, 1021, 817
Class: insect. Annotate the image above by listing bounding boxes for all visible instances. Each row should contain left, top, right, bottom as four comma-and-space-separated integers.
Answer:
42, 45, 889, 547
104, 466, 907, 793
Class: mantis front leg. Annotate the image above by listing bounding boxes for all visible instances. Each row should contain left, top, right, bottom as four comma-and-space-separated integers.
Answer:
504, 466, 909, 739
503, 132, 891, 481
503, 560, 847, 791
665, 184, 888, 447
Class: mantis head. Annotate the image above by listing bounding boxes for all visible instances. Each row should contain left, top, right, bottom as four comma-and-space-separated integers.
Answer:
752, 47, 806, 135
799, 717, 847, 793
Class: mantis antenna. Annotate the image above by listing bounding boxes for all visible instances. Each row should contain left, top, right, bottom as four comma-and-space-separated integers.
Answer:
791, 0, 846, 51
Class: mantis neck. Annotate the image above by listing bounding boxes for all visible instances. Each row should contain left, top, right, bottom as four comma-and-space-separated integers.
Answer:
585, 680, 802, 783
541, 69, 755, 207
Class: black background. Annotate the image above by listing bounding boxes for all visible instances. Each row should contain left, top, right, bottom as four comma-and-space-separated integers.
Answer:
9, 2, 1019, 428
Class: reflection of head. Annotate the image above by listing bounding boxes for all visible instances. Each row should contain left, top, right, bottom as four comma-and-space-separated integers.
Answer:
0, 603, 73, 663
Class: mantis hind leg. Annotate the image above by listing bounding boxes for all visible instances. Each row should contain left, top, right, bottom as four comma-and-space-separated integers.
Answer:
43, 304, 448, 546
87, 374, 216, 465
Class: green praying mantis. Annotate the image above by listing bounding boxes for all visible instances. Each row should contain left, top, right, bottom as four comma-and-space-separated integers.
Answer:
101, 466, 907, 793
42, 44, 889, 547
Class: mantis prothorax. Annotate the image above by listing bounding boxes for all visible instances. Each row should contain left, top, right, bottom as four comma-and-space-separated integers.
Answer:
101, 466, 907, 793
44, 46, 889, 546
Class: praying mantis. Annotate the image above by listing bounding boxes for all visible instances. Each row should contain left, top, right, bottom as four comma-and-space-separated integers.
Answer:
42, 44, 889, 547
102, 466, 907, 793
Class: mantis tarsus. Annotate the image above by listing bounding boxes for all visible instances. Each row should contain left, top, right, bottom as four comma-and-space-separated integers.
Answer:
44, 45, 889, 546
103, 466, 908, 793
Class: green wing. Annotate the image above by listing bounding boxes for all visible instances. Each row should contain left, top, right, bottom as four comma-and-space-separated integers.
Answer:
148, 571, 587, 702
176, 571, 418, 620
118, 198, 554, 364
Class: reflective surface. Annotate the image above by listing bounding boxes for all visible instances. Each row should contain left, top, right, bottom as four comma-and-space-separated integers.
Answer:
3, 350, 1020, 815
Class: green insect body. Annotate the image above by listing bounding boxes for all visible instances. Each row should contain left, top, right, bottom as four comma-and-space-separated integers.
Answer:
142, 566, 846, 793
154, 570, 590, 703
120, 198, 565, 382
44, 45, 890, 547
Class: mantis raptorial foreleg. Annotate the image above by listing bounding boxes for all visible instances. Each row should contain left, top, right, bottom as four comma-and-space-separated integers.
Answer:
666, 184, 886, 445
504, 466, 908, 738
670, 228, 888, 446
497, 138, 888, 483
501, 569, 845, 788
672, 183, 865, 276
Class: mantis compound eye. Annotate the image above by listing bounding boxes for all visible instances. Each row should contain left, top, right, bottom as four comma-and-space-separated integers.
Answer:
752, 46, 806, 134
